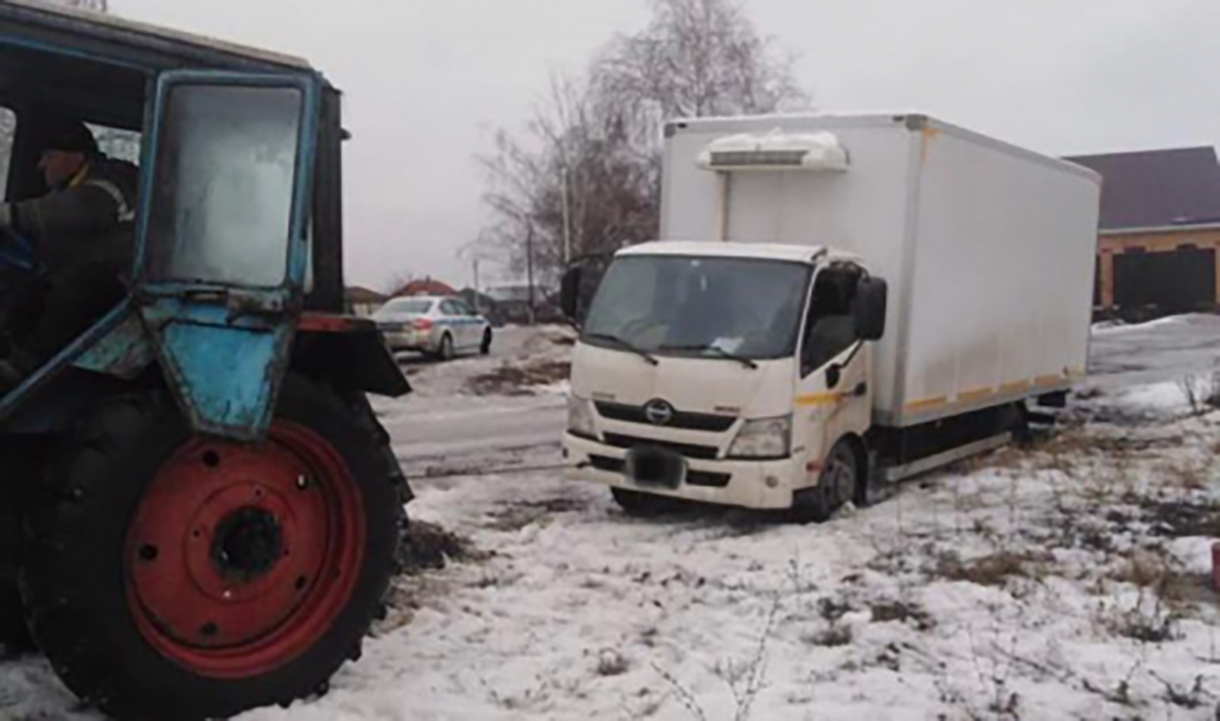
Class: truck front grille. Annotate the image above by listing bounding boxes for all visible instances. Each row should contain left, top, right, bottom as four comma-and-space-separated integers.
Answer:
595, 401, 736, 432
587, 455, 730, 488
601, 433, 719, 460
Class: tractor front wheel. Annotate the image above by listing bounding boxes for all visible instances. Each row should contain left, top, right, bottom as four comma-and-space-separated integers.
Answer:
20, 377, 405, 720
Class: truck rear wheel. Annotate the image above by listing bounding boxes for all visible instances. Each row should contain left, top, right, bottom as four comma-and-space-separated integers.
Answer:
20, 377, 405, 721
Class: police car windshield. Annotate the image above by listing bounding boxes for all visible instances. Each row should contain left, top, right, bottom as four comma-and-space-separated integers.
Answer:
376, 299, 433, 316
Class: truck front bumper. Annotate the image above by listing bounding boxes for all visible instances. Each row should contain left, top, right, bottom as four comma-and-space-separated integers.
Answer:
563, 432, 800, 509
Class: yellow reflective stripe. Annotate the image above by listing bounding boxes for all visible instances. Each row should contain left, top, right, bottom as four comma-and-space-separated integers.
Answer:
904, 396, 948, 412
1000, 380, 1031, 394
790, 395, 839, 405
957, 387, 994, 403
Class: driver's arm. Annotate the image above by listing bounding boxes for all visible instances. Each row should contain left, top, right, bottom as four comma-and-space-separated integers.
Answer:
0, 184, 122, 242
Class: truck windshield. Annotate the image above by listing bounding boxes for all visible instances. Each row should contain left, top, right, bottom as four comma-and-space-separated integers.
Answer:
582, 255, 811, 361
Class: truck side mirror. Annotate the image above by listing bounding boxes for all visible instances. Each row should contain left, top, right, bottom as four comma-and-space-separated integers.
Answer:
825, 364, 841, 389
854, 277, 888, 341
560, 266, 583, 320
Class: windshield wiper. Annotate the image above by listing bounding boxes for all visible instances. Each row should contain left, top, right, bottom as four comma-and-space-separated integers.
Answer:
586, 333, 659, 366
659, 344, 759, 370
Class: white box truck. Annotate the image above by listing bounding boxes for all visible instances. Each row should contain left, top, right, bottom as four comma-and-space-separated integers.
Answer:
559, 113, 1101, 519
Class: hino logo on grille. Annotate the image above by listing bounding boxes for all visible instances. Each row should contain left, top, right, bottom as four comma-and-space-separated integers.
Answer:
643, 399, 675, 426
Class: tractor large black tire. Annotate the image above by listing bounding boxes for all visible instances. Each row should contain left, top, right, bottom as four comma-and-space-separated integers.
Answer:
19, 376, 406, 721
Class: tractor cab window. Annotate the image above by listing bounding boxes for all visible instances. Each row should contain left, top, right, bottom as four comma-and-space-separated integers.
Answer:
88, 123, 141, 165
145, 84, 304, 288
801, 262, 865, 375
0, 107, 14, 199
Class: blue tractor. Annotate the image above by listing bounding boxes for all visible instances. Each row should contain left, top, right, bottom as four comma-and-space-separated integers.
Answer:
0, 3, 413, 719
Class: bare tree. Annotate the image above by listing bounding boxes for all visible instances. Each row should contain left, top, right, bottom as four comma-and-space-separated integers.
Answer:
593, 0, 807, 145
480, 76, 657, 288
480, 0, 807, 285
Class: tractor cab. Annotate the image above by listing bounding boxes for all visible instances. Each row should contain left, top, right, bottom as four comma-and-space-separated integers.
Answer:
0, 3, 412, 719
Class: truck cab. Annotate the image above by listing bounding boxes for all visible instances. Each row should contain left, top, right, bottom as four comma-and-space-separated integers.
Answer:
563, 241, 885, 519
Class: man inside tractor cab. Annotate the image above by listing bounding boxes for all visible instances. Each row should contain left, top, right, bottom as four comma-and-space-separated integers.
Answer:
0, 118, 137, 389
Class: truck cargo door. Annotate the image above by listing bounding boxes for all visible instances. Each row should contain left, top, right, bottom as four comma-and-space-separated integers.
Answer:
134, 71, 321, 441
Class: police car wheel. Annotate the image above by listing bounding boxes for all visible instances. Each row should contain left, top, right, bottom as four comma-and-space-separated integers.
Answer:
437, 333, 454, 361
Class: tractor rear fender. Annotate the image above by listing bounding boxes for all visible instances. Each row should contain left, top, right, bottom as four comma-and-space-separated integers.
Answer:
290, 313, 411, 398
0, 311, 408, 436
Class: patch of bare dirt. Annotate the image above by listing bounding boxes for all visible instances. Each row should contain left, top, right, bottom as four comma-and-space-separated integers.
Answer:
1138, 498, 1220, 538
399, 520, 486, 574
466, 360, 571, 396
485, 496, 587, 531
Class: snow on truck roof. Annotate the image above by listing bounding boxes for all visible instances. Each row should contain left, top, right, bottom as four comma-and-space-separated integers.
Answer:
617, 241, 829, 265
2, 0, 313, 70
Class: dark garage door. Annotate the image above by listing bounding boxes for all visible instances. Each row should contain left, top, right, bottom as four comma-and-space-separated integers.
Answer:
1114, 246, 1216, 317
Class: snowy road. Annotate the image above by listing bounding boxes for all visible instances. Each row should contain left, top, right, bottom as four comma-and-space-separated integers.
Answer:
5, 320, 1220, 721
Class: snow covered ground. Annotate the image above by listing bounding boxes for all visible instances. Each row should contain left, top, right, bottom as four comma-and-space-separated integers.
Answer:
4, 320, 1220, 720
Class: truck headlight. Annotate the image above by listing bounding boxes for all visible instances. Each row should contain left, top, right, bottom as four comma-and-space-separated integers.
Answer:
567, 395, 598, 440
727, 415, 792, 459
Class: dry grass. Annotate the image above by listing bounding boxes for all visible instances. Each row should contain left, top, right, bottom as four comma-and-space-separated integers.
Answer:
935, 550, 1052, 588
1157, 460, 1210, 491
1105, 547, 1207, 613
1109, 550, 1167, 589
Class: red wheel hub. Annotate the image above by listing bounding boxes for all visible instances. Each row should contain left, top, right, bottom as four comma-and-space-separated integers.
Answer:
125, 421, 366, 679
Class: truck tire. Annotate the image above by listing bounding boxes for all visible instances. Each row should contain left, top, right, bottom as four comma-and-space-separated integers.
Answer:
20, 376, 405, 721
792, 440, 858, 523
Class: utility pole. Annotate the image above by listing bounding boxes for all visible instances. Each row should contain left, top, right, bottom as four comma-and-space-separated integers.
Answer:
472, 259, 480, 313
562, 169, 572, 265
525, 225, 536, 326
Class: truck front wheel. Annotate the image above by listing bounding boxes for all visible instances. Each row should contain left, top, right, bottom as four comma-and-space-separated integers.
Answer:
792, 440, 860, 523
20, 378, 405, 720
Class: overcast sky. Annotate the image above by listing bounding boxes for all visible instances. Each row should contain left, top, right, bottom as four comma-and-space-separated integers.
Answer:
112, 0, 1220, 292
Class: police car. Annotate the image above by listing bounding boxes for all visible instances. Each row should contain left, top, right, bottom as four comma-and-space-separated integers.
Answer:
373, 295, 493, 360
